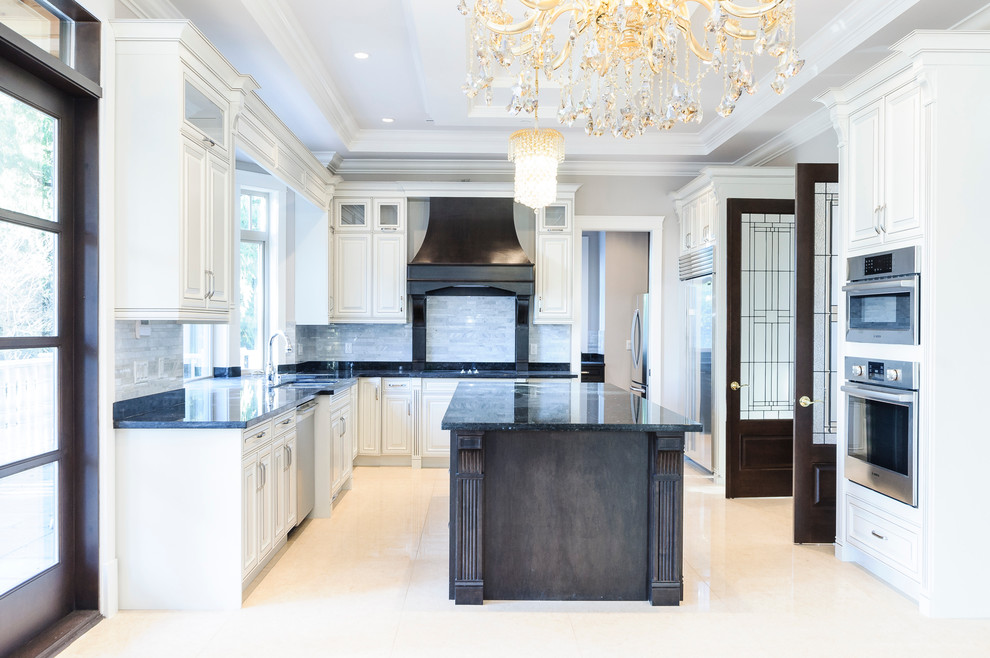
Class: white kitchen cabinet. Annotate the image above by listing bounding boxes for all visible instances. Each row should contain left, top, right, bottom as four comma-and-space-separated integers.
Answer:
535, 201, 574, 323
358, 378, 382, 456
845, 83, 924, 251
373, 233, 407, 320
333, 233, 372, 318
420, 380, 458, 460
536, 233, 573, 322
329, 391, 353, 496
356, 377, 420, 464
331, 196, 407, 322
282, 433, 298, 530
114, 22, 245, 322
240, 452, 260, 578
677, 188, 717, 254
382, 379, 414, 455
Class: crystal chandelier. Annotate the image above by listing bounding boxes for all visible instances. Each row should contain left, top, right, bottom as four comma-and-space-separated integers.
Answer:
458, 0, 804, 139
508, 126, 565, 208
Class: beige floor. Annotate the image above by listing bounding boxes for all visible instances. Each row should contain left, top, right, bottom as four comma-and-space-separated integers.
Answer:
63, 465, 990, 657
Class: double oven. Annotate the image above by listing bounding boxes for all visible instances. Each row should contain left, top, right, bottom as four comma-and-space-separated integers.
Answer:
841, 246, 921, 507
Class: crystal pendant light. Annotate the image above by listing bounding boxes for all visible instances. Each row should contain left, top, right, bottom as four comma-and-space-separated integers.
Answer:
508, 126, 564, 209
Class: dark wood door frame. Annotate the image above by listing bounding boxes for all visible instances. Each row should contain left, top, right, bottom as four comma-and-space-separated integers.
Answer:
725, 198, 796, 499
793, 164, 839, 544
0, 28, 101, 657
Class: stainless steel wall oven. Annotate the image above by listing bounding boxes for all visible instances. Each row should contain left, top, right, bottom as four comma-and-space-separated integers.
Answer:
843, 246, 920, 345
841, 357, 918, 506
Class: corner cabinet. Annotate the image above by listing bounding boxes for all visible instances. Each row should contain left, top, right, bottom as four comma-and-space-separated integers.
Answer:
331, 197, 407, 322
114, 21, 250, 322
535, 201, 574, 323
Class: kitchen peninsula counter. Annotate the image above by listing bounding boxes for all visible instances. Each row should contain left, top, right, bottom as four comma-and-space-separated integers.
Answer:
442, 381, 701, 606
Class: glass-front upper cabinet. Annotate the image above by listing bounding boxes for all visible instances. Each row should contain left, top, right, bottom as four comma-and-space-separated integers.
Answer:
334, 198, 370, 231
183, 79, 225, 148
374, 199, 405, 232
539, 203, 570, 232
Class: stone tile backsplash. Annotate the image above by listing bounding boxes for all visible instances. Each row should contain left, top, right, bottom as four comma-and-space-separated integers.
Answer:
114, 320, 184, 401
426, 296, 515, 362
297, 296, 571, 365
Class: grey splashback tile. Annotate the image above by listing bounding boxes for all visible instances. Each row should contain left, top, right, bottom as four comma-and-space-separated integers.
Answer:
532, 323, 571, 362
297, 323, 412, 362
114, 320, 184, 402
426, 296, 515, 362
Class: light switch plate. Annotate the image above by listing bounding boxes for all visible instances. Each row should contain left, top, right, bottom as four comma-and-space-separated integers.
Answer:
133, 360, 149, 383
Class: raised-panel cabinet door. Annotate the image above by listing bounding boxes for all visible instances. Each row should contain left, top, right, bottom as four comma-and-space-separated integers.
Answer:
339, 405, 353, 482
284, 433, 298, 529
241, 454, 259, 579
181, 137, 208, 306
258, 445, 275, 559
373, 233, 406, 319
358, 378, 381, 455
334, 234, 372, 317
536, 233, 573, 322
205, 152, 231, 310
883, 85, 924, 238
382, 393, 413, 455
847, 102, 883, 247
272, 436, 287, 541
422, 394, 454, 457
330, 412, 343, 492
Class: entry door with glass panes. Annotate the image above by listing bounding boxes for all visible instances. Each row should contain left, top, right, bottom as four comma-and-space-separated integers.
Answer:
0, 79, 75, 637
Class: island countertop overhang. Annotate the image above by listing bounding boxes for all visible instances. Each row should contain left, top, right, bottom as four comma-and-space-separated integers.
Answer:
441, 381, 702, 433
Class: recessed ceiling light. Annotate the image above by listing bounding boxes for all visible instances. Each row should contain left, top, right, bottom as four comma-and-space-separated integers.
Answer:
353, 52, 369, 60
381, 118, 394, 123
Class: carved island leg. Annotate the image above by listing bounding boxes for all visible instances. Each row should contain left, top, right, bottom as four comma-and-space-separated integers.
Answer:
452, 431, 485, 605
649, 432, 685, 605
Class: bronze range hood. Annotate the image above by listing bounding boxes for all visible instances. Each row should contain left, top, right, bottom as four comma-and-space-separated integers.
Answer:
407, 197, 534, 370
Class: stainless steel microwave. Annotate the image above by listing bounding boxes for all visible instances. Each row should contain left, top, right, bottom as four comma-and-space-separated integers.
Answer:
842, 246, 920, 345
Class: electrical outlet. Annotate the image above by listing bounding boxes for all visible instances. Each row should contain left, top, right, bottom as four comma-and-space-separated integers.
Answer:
133, 360, 149, 383
625, 339, 632, 351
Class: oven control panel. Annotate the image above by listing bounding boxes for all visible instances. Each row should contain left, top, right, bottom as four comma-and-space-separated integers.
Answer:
845, 357, 918, 391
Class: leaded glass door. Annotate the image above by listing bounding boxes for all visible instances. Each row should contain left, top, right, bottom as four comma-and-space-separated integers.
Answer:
726, 198, 796, 498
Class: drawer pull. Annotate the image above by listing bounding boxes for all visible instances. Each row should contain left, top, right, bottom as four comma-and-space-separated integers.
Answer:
255, 431, 265, 439
871, 530, 886, 540
281, 418, 292, 425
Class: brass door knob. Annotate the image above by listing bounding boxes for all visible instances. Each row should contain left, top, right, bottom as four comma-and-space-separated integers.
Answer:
730, 381, 748, 391
798, 395, 822, 408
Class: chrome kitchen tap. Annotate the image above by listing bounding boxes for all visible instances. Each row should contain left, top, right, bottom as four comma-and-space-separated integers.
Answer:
267, 330, 294, 387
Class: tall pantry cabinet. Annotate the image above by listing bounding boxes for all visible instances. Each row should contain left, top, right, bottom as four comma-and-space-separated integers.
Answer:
821, 30, 990, 618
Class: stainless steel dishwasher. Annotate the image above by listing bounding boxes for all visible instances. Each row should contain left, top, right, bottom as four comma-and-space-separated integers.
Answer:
295, 400, 318, 522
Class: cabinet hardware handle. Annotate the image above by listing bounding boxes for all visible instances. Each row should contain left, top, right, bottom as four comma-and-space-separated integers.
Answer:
871, 530, 886, 540
286, 445, 292, 468
400, 295, 404, 313
341, 418, 346, 436
257, 463, 264, 491
407, 401, 412, 416
874, 225, 882, 235
202, 136, 216, 147
281, 418, 292, 425
375, 386, 379, 401
255, 431, 265, 439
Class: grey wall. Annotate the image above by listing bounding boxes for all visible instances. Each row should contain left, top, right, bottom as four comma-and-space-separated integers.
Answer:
602, 232, 650, 389
764, 128, 839, 167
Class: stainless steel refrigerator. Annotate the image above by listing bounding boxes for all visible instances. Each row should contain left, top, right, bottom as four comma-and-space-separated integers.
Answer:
630, 293, 648, 398
682, 261, 714, 472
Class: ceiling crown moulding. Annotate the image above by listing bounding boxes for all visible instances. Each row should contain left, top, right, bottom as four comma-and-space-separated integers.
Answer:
733, 105, 834, 166
697, 0, 922, 152
118, 0, 184, 19
330, 158, 714, 179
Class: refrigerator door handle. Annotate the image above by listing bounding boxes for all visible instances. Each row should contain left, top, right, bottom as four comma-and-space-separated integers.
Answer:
630, 308, 643, 367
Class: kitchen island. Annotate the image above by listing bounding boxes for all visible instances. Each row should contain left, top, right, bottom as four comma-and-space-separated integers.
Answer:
442, 381, 701, 606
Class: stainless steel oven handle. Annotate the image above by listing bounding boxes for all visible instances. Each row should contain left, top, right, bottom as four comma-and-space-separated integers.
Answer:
841, 278, 917, 293
841, 384, 916, 404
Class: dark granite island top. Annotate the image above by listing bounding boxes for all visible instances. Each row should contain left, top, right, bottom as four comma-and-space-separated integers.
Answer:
442, 381, 701, 607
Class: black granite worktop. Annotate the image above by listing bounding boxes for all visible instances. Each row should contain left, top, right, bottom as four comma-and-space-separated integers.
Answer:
113, 376, 356, 429
292, 361, 576, 379
441, 380, 702, 432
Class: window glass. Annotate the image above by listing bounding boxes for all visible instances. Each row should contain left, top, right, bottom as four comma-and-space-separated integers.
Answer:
0, 462, 58, 596
0, 88, 57, 222
0, 347, 57, 467
0, 0, 69, 62
239, 191, 268, 232
0, 222, 57, 338
182, 325, 211, 381
239, 240, 264, 371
